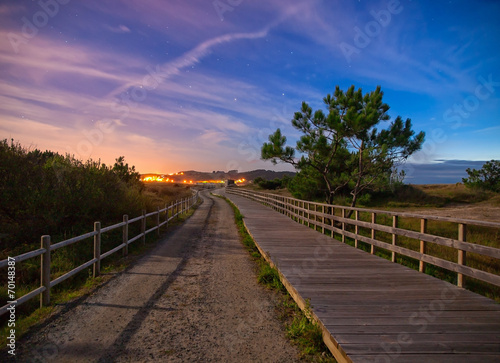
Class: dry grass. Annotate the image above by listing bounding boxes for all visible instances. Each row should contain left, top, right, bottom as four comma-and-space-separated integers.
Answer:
143, 182, 195, 206
242, 183, 293, 197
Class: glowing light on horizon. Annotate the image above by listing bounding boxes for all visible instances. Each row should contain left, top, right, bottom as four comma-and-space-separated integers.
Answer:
140, 175, 229, 184
140, 174, 248, 185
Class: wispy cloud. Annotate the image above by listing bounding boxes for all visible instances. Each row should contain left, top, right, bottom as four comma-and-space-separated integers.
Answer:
1, 0, 498, 175
473, 125, 500, 134
107, 27, 271, 99
107, 24, 131, 33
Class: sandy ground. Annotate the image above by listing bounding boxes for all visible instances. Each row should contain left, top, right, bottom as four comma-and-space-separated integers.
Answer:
405, 204, 500, 223
15, 191, 300, 362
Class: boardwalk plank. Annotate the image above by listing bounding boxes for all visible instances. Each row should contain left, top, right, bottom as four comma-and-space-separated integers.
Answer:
222, 190, 500, 363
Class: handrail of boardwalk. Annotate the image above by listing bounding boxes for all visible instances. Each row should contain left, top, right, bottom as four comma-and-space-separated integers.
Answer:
0, 191, 200, 317
225, 187, 500, 290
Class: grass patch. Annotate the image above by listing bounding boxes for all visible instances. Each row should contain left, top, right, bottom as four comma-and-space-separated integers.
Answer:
285, 300, 329, 360
257, 263, 287, 293
219, 194, 335, 362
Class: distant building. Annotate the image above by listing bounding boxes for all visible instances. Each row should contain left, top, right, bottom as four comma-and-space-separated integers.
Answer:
225, 179, 235, 187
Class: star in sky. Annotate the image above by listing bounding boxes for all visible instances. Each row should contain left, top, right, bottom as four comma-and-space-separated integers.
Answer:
0, 0, 499, 182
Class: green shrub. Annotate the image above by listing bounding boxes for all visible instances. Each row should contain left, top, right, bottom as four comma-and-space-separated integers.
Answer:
253, 176, 288, 190
0, 139, 147, 255
463, 160, 500, 193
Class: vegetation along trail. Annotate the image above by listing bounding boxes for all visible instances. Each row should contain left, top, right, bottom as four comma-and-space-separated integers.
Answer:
16, 190, 300, 362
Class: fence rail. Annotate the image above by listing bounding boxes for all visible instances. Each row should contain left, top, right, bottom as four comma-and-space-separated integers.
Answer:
226, 187, 500, 289
0, 192, 199, 317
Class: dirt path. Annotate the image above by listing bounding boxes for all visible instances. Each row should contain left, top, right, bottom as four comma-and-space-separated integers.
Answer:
16, 191, 300, 362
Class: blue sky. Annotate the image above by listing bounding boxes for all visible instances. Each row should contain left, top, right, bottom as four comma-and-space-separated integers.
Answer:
0, 0, 499, 183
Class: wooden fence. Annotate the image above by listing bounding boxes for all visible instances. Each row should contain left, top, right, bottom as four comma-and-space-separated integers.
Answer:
226, 188, 500, 289
0, 192, 199, 316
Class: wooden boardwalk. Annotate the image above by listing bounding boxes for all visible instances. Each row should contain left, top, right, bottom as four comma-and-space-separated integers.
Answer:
221, 191, 500, 363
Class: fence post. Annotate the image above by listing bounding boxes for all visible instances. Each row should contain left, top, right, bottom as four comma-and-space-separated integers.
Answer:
298, 200, 300, 223
123, 215, 129, 256
419, 218, 427, 273
371, 213, 376, 254
322, 205, 325, 234
341, 208, 346, 243
299, 201, 305, 224
354, 211, 359, 248
141, 210, 146, 244
458, 223, 467, 287
392, 215, 398, 263
40, 235, 51, 308
165, 203, 169, 228
93, 222, 101, 278
156, 206, 160, 236
299, 200, 301, 223
312, 204, 316, 230
304, 202, 308, 226
295, 200, 300, 223
296, 200, 299, 223
306, 202, 309, 225
331, 206, 335, 239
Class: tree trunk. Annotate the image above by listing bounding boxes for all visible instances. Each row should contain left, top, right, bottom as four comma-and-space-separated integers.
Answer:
346, 191, 358, 219
346, 141, 364, 219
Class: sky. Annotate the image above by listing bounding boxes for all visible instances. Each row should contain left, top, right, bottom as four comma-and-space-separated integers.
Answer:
1, 0, 499, 183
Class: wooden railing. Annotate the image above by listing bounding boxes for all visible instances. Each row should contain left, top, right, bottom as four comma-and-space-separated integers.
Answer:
226, 188, 500, 289
0, 192, 199, 316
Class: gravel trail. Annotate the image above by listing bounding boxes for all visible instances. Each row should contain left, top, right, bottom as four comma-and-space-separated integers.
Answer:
16, 190, 300, 362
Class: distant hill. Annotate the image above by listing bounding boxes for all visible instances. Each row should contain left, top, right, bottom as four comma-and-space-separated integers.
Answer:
141, 169, 295, 183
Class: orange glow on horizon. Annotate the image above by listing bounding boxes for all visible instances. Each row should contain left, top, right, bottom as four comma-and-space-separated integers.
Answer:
140, 174, 247, 185
140, 176, 227, 184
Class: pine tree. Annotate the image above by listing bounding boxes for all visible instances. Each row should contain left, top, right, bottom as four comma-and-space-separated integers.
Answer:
261, 85, 425, 211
